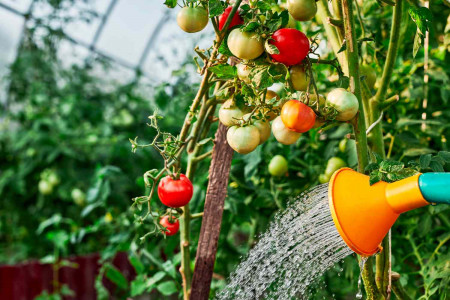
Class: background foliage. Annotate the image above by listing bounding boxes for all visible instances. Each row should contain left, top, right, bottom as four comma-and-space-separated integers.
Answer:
0, 0, 449, 299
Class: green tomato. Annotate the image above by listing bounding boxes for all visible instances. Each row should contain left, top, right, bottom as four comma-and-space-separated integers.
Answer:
271, 116, 301, 145
325, 157, 347, 177
47, 172, 60, 186
287, 0, 317, 21
236, 63, 251, 84
219, 99, 247, 127
227, 125, 260, 154
290, 65, 309, 91
38, 180, 53, 195
227, 29, 264, 60
243, 114, 271, 144
176, 7, 209, 33
339, 139, 347, 153
326, 88, 359, 121
360, 65, 377, 89
268, 155, 289, 177
71, 188, 86, 206
318, 173, 330, 184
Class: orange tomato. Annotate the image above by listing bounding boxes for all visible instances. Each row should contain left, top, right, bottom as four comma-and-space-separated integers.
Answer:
280, 100, 316, 133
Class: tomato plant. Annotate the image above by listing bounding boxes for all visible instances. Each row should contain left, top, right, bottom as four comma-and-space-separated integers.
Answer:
227, 125, 260, 154
158, 174, 193, 208
176, 6, 209, 33
281, 100, 316, 133
326, 88, 359, 121
269, 28, 310, 66
219, 6, 243, 31
227, 29, 264, 60
159, 216, 180, 236
268, 155, 288, 177
287, 0, 317, 21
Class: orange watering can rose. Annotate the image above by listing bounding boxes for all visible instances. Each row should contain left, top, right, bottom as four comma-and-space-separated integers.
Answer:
328, 168, 450, 256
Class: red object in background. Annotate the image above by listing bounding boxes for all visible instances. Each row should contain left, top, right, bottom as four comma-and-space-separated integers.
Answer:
218, 6, 243, 31
0, 253, 135, 300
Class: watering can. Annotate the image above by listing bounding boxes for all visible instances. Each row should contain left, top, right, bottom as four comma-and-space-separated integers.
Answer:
328, 168, 450, 256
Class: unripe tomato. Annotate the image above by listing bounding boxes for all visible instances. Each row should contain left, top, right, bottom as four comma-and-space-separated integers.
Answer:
227, 125, 260, 154
325, 157, 347, 177
261, 90, 282, 121
272, 116, 301, 145
360, 65, 377, 89
236, 63, 251, 84
326, 88, 359, 121
287, 0, 317, 21
243, 114, 271, 144
104, 212, 113, 223
339, 138, 347, 152
318, 173, 330, 184
228, 29, 264, 60
159, 216, 180, 236
219, 6, 243, 31
38, 180, 53, 195
47, 172, 60, 186
158, 174, 193, 208
71, 188, 86, 206
269, 29, 310, 66
177, 7, 209, 33
281, 100, 316, 133
219, 99, 247, 127
313, 118, 325, 128
268, 155, 289, 176
290, 65, 309, 91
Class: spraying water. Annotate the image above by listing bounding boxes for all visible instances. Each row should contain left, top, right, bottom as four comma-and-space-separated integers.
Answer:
216, 184, 354, 300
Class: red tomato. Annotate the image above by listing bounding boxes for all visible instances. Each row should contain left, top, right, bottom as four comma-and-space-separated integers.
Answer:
219, 6, 243, 31
281, 100, 316, 133
269, 29, 310, 66
158, 174, 193, 208
159, 216, 180, 236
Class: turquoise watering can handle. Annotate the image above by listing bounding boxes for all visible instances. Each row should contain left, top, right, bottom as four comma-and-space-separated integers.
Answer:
418, 173, 450, 205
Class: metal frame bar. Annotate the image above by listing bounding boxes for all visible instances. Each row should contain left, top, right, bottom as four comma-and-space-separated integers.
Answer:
0, 0, 169, 78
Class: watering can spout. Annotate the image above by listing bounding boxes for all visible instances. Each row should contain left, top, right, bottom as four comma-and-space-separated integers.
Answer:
418, 173, 450, 205
328, 168, 450, 256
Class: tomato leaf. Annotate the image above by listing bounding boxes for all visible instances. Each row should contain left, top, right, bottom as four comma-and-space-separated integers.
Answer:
264, 40, 279, 55
242, 21, 260, 32
256, 2, 271, 11
419, 154, 432, 169
129, 255, 145, 274
163, 0, 177, 8
337, 40, 346, 53
105, 264, 128, 290
208, 65, 237, 79
157, 281, 178, 296
208, 0, 224, 17
218, 33, 233, 56
438, 151, 450, 163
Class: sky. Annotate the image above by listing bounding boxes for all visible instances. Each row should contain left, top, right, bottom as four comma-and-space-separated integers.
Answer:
0, 0, 214, 83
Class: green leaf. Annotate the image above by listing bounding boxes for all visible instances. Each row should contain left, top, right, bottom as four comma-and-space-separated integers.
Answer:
162, 260, 177, 279
208, 0, 224, 17
218, 33, 234, 57
369, 171, 382, 186
413, 30, 422, 58
379, 160, 404, 173
419, 154, 432, 169
105, 265, 128, 290
365, 162, 379, 173
208, 65, 237, 79
242, 21, 260, 32
337, 40, 346, 53
438, 151, 450, 163
164, 0, 177, 8
264, 40, 279, 55
404, 148, 436, 157
129, 255, 145, 274
157, 281, 178, 296
131, 275, 147, 296
256, 2, 271, 11
430, 161, 445, 172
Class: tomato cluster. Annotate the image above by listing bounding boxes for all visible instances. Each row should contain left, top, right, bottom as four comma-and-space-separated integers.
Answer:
175, 2, 362, 162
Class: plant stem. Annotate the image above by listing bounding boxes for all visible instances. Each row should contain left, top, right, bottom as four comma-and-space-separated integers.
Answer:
316, 0, 347, 69
341, 1, 380, 299
369, 1, 403, 297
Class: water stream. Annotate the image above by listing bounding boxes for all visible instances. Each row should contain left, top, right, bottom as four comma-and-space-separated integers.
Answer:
216, 184, 354, 299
